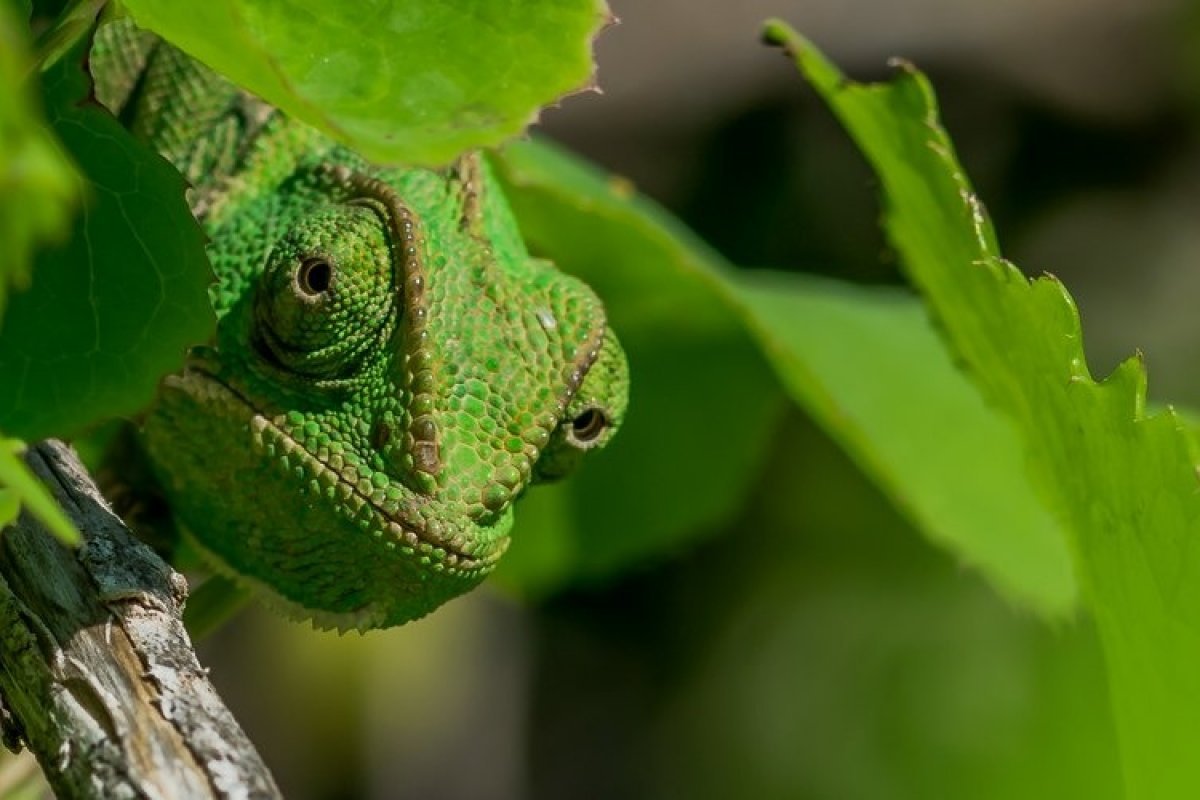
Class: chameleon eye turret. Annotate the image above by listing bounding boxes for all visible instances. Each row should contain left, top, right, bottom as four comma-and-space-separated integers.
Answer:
534, 327, 628, 481
118, 19, 632, 628
251, 204, 395, 381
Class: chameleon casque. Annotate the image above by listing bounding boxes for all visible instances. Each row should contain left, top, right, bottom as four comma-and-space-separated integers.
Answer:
90, 20, 629, 630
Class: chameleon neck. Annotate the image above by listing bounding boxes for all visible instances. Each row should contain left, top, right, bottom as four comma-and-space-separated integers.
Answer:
91, 18, 275, 194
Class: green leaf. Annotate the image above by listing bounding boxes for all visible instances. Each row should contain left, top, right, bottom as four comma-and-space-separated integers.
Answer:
734, 273, 1075, 616
0, 3, 78, 317
0, 438, 79, 544
0, 37, 215, 440
120, 0, 608, 166
767, 19, 1200, 796
492, 139, 1073, 617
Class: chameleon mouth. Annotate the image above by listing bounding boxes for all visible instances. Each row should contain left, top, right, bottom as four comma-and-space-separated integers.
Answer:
172, 358, 507, 574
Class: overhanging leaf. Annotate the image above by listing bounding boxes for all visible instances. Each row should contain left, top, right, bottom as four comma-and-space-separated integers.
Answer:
120, 0, 609, 166
766, 19, 1200, 796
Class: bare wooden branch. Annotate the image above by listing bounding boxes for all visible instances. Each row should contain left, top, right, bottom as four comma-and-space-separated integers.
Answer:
0, 440, 280, 799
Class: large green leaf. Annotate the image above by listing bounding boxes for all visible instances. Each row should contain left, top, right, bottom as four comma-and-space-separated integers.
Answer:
492, 140, 1073, 616
735, 273, 1073, 615
0, 3, 78, 317
0, 39, 214, 440
767, 19, 1200, 796
120, 0, 607, 166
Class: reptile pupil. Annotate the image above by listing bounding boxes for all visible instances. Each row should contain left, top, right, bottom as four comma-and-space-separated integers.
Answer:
298, 258, 333, 295
571, 408, 607, 443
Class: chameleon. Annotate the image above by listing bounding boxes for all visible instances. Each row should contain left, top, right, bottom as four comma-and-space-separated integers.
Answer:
89, 19, 629, 631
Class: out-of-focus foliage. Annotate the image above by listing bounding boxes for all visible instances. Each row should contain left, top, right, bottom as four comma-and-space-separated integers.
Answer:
734, 276, 1073, 614
494, 139, 1074, 617
0, 1, 76, 317
768, 18, 1200, 796
119, 0, 609, 165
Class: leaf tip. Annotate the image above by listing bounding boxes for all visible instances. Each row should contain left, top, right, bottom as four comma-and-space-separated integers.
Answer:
759, 18, 795, 50
760, 18, 846, 96
885, 56, 919, 76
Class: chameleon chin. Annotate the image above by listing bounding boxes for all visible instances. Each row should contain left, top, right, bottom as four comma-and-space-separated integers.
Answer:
94, 20, 629, 630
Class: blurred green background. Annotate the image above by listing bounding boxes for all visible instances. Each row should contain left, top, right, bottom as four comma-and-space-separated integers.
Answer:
193, 0, 1198, 797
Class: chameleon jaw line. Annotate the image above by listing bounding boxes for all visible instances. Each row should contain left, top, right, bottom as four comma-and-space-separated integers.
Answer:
173, 364, 507, 574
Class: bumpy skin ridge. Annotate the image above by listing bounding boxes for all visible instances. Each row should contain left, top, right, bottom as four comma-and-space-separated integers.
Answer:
94, 19, 629, 628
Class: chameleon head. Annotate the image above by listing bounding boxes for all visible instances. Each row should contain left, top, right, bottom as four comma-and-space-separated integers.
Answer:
142, 155, 628, 630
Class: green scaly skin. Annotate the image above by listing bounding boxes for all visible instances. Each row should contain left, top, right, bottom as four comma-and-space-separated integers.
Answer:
91, 20, 629, 630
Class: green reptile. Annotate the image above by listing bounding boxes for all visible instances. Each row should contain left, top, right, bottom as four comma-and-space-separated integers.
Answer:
90, 19, 629, 631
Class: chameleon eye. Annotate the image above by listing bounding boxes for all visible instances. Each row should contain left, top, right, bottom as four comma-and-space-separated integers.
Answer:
570, 408, 608, 445
297, 257, 333, 296
253, 205, 394, 379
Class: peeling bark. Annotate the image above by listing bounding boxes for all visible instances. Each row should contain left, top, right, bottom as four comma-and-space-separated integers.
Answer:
0, 441, 280, 799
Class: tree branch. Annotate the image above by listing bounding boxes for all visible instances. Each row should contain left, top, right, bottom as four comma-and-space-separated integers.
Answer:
0, 440, 280, 799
